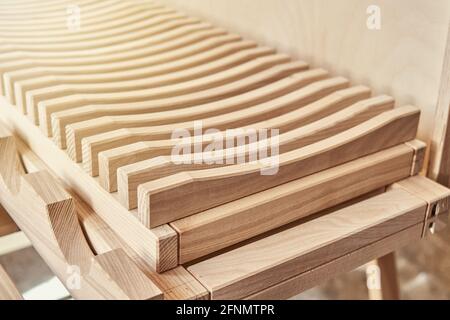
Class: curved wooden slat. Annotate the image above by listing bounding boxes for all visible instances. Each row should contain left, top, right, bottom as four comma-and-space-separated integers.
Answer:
172, 144, 416, 264
37, 54, 291, 136
25, 43, 268, 120
0, 6, 164, 40
14, 26, 228, 111
99, 85, 371, 194
137, 106, 420, 228
1, 17, 208, 99
6, 29, 236, 111
0, 7, 171, 42
72, 69, 330, 166
1, 22, 214, 66
0, 0, 132, 28
52, 59, 310, 149
1, 15, 198, 53
69, 61, 308, 170
118, 94, 393, 209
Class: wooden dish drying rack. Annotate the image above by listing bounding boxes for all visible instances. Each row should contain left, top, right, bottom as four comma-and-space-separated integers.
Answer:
0, 0, 449, 300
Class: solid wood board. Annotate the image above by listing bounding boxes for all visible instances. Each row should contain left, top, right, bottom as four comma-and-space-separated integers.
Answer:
172, 144, 414, 263
139, 106, 420, 228
245, 223, 423, 300
187, 188, 427, 299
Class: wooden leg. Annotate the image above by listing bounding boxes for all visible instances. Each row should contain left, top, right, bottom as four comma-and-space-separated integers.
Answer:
367, 252, 400, 300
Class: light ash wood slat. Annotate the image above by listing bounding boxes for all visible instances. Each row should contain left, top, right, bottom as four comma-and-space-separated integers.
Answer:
1, 12, 191, 50
0, 99, 177, 273
38, 54, 291, 137
0, 5, 166, 40
138, 106, 420, 228
118, 94, 392, 209
0, 20, 212, 64
26, 44, 270, 125
245, 223, 423, 300
0, 0, 115, 18
73, 69, 331, 166
187, 187, 428, 300
0, 204, 19, 237
17, 135, 207, 300
0, 0, 99, 15
101, 85, 371, 194
15, 28, 234, 113
1, 14, 198, 55
0, 265, 22, 300
53, 62, 312, 151
8, 28, 235, 113
75, 61, 310, 174
0, 7, 173, 43
172, 143, 415, 263
0, 0, 132, 28
2, 17, 206, 103
0, 1, 155, 28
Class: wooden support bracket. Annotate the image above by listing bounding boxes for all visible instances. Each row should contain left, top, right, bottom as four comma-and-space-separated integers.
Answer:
0, 128, 163, 300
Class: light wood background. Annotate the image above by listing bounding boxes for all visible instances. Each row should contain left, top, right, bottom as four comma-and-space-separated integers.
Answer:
164, 0, 450, 143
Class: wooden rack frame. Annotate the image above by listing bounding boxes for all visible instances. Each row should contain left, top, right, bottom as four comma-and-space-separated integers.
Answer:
0, 0, 449, 300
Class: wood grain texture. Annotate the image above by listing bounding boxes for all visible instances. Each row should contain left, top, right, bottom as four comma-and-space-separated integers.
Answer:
139, 106, 420, 228
172, 144, 414, 263
1, 15, 207, 106
19, 28, 243, 116
67, 69, 329, 164
101, 71, 360, 194
0, 156, 163, 300
165, 0, 450, 142
17, 135, 207, 300
0, 204, 18, 237
118, 93, 391, 210
246, 223, 423, 300
0, 265, 22, 300
0, 99, 177, 273
405, 140, 427, 176
187, 188, 427, 299
24, 41, 268, 118
429, 25, 450, 187
35, 53, 291, 136
78, 61, 309, 173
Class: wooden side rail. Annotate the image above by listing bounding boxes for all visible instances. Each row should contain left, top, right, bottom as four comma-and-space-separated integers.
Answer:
187, 177, 450, 299
0, 128, 163, 300
0, 265, 22, 300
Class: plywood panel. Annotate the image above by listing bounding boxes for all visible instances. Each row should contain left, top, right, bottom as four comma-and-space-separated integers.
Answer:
164, 0, 450, 142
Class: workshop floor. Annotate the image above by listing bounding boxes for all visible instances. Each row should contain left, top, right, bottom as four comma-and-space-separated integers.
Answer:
1, 225, 449, 300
